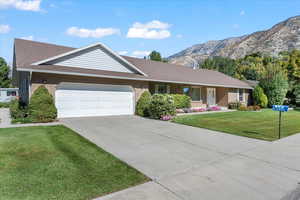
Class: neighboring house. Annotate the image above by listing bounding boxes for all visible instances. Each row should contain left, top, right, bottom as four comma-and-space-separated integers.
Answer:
0, 88, 18, 103
12, 39, 252, 118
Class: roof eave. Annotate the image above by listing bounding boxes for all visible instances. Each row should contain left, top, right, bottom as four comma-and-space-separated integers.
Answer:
18, 67, 253, 90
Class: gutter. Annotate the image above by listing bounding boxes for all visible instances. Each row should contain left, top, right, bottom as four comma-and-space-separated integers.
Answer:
18, 68, 253, 90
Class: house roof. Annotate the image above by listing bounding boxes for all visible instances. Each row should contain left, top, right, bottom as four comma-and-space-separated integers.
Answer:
14, 39, 252, 89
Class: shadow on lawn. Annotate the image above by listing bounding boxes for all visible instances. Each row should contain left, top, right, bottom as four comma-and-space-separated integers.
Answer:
46, 128, 97, 176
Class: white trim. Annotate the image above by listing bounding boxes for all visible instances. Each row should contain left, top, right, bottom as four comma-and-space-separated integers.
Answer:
18, 68, 253, 90
31, 42, 148, 77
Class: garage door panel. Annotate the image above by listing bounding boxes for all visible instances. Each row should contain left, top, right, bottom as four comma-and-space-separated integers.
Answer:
55, 83, 134, 118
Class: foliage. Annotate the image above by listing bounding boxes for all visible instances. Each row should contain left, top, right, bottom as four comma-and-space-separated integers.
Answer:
0, 102, 10, 108
149, 51, 162, 62
149, 94, 176, 119
253, 86, 268, 108
238, 105, 261, 111
0, 57, 11, 88
199, 56, 237, 77
9, 99, 27, 119
170, 94, 191, 109
135, 91, 151, 117
259, 64, 289, 107
29, 86, 57, 122
228, 102, 241, 109
238, 105, 248, 111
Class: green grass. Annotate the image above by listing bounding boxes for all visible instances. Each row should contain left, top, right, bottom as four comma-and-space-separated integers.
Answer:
0, 125, 149, 200
172, 109, 300, 141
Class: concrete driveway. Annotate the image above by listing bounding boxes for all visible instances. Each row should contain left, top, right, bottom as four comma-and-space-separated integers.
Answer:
62, 116, 300, 200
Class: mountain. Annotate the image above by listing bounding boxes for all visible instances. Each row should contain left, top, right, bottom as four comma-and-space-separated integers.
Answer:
168, 16, 300, 68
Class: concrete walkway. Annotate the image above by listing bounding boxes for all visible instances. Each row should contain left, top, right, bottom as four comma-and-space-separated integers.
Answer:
62, 116, 300, 200
0, 108, 11, 127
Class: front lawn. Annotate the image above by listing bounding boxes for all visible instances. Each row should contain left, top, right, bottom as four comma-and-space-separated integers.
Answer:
172, 109, 300, 141
0, 125, 149, 200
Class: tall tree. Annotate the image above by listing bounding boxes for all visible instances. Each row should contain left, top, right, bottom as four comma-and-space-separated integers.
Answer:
149, 51, 162, 62
199, 56, 237, 77
259, 63, 289, 106
0, 57, 11, 88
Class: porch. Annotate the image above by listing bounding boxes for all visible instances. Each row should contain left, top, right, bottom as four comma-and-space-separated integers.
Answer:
149, 82, 250, 108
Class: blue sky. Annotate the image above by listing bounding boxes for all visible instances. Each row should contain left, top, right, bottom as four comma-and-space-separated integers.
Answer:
0, 0, 300, 64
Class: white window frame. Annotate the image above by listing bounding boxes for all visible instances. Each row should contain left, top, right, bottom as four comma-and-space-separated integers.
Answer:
155, 84, 170, 94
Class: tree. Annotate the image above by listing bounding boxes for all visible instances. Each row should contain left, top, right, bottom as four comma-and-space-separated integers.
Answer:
0, 57, 11, 88
29, 86, 57, 122
252, 86, 268, 108
149, 51, 162, 62
200, 56, 237, 77
259, 63, 289, 107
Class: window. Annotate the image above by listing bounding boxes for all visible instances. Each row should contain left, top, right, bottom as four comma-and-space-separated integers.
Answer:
155, 84, 170, 94
238, 89, 244, 102
7, 91, 17, 96
183, 87, 201, 101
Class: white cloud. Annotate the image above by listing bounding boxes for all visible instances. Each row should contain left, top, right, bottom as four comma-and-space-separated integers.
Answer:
0, 0, 41, 11
240, 10, 245, 16
127, 20, 171, 39
176, 34, 183, 38
0, 24, 10, 34
66, 27, 120, 38
132, 50, 151, 57
118, 51, 128, 55
21, 35, 34, 40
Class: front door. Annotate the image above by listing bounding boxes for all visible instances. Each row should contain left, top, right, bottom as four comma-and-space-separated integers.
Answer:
207, 88, 216, 106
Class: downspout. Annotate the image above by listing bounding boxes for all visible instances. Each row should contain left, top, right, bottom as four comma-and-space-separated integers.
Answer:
28, 71, 32, 102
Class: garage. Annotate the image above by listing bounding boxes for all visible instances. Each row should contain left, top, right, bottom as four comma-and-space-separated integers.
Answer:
55, 83, 134, 118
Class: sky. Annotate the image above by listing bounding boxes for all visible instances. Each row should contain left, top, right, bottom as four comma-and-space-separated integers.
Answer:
0, 0, 300, 64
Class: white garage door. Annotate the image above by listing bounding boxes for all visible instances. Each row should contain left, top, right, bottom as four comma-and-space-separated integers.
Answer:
55, 83, 134, 118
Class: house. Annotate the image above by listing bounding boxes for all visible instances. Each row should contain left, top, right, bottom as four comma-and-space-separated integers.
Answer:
12, 39, 252, 118
0, 88, 18, 103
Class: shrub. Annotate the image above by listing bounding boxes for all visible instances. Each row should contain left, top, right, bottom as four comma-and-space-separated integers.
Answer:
259, 65, 289, 107
253, 105, 261, 111
0, 102, 10, 108
238, 105, 248, 111
207, 106, 221, 111
149, 94, 176, 119
29, 86, 57, 122
9, 99, 27, 119
170, 94, 191, 109
136, 91, 151, 117
228, 102, 241, 109
253, 86, 268, 108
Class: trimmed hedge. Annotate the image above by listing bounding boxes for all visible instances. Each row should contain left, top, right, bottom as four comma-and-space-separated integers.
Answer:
136, 91, 151, 117
170, 94, 191, 109
29, 86, 57, 123
149, 94, 176, 119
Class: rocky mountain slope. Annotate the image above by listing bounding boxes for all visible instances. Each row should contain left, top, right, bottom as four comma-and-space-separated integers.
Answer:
168, 16, 300, 67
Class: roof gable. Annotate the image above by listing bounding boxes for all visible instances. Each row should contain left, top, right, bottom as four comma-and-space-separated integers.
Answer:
32, 43, 147, 76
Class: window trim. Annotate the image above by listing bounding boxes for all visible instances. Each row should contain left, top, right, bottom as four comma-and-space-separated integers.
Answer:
183, 86, 202, 102
237, 89, 244, 102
